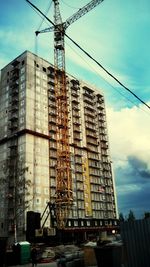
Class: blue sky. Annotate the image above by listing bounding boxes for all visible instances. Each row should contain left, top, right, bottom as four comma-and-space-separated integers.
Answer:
0, 0, 150, 219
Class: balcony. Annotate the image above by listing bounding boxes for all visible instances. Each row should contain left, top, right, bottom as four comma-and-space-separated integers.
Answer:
11, 96, 19, 104
9, 105, 18, 112
74, 134, 81, 141
100, 143, 108, 150
74, 148, 82, 156
99, 122, 106, 128
72, 97, 79, 104
87, 140, 98, 147
102, 163, 111, 172
47, 70, 54, 79
71, 89, 79, 97
73, 119, 80, 126
83, 96, 94, 105
88, 153, 99, 161
72, 140, 81, 147
86, 130, 97, 138
84, 104, 95, 113
8, 121, 18, 130
11, 87, 19, 95
9, 113, 18, 121
98, 107, 105, 114
85, 124, 96, 132
49, 126, 56, 133
9, 140, 17, 148
49, 110, 56, 117
48, 78, 55, 85
11, 59, 20, 67
72, 111, 80, 118
75, 166, 83, 173
99, 129, 107, 135
49, 117, 56, 125
49, 94, 55, 101
83, 86, 93, 94
75, 158, 82, 165
70, 79, 79, 85
100, 135, 108, 142
48, 87, 55, 94
73, 125, 81, 132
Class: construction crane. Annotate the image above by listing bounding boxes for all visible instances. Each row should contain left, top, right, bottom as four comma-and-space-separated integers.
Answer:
26, 0, 104, 230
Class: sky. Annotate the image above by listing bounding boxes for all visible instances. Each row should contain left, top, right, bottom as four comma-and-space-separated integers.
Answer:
0, 0, 150, 219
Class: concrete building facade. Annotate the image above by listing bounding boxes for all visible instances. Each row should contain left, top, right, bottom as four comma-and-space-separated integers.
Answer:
0, 51, 118, 243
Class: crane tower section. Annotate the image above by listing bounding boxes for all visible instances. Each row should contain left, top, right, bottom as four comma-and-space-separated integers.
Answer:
53, 0, 72, 229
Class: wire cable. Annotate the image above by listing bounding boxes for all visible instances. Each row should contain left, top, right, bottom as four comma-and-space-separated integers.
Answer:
36, 1, 53, 32
65, 39, 150, 116
61, 0, 81, 9
35, 1, 52, 57
25, 0, 150, 111
65, 33, 150, 110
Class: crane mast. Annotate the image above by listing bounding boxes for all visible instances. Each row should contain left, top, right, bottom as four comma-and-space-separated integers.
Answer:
53, 0, 72, 229
26, 0, 104, 230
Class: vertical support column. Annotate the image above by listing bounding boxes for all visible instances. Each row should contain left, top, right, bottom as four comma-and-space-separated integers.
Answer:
53, 0, 72, 229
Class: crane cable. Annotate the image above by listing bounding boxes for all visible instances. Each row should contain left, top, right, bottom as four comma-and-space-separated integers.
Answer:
26, 0, 150, 111
36, 1, 53, 32
35, 1, 53, 56
61, 0, 81, 9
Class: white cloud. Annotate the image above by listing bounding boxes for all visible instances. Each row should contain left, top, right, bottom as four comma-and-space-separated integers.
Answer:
118, 184, 142, 195
107, 103, 150, 168
106, 103, 150, 217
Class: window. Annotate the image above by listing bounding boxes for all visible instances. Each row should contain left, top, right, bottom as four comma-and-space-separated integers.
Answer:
20, 117, 24, 124
44, 188, 49, 195
20, 108, 25, 115
36, 78, 40, 85
87, 220, 90, 226
73, 210, 77, 217
36, 71, 40, 77
43, 81, 47, 87
36, 187, 41, 194
81, 220, 84, 226
36, 177, 41, 184
19, 145, 24, 152
20, 91, 25, 98
20, 83, 25, 90
45, 199, 49, 205
20, 100, 24, 106
36, 120, 40, 126
74, 221, 78, 226
20, 74, 25, 82
21, 67, 25, 74
36, 198, 41, 204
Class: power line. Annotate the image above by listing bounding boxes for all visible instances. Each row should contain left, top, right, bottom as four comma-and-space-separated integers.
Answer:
26, 0, 150, 111
65, 40, 150, 116
65, 33, 150, 110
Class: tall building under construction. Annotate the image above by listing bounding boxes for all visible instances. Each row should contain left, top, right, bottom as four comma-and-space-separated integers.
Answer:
0, 51, 118, 243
